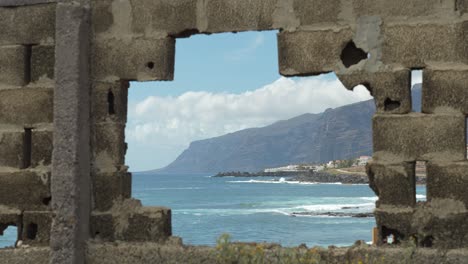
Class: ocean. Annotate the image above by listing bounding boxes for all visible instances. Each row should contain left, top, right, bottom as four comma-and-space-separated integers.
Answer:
0, 173, 427, 248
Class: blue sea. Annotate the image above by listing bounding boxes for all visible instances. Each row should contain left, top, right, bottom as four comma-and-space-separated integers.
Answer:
0, 173, 427, 248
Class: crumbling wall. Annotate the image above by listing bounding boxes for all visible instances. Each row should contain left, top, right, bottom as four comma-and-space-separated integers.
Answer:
0, 0, 467, 263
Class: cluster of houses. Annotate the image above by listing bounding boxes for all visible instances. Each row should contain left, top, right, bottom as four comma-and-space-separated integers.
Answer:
263, 156, 372, 173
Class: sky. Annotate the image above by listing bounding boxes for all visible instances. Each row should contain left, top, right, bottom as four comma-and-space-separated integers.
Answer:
126, 31, 422, 172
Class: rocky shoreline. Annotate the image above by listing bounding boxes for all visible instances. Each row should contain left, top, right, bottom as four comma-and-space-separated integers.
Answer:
214, 170, 426, 185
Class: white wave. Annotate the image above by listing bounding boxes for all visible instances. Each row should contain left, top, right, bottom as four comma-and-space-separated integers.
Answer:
359, 197, 378, 201
144, 187, 204, 190
295, 203, 374, 212
416, 194, 426, 199
227, 179, 342, 185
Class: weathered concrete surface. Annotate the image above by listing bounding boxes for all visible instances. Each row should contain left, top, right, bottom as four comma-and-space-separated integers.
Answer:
373, 113, 466, 162
50, 3, 91, 264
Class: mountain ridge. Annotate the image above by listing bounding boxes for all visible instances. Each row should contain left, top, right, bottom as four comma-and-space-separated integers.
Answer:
150, 85, 422, 174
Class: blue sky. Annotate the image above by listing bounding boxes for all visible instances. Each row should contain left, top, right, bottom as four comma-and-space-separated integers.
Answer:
126, 31, 420, 172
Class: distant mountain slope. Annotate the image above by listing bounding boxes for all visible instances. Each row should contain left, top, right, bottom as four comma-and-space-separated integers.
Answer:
156, 85, 422, 174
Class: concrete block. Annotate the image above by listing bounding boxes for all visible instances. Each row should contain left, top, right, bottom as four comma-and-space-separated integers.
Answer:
422, 68, 468, 114
0, 45, 28, 87
382, 22, 468, 68
0, 4, 55, 45
374, 207, 414, 245
92, 203, 171, 242
278, 28, 354, 76
132, 0, 197, 37
93, 37, 175, 81
0, 171, 50, 211
0, 130, 24, 168
203, 0, 277, 33
293, 0, 341, 25
426, 162, 468, 207
0, 88, 53, 125
22, 211, 52, 246
123, 207, 172, 241
367, 161, 416, 207
352, 0, 453, 19
92, 81, 129, 123
93, 123, 126, 172
93, 171, 132, 211
373, 113, 466, 161
337, 69, 411, 114
31, 129, 53, 168
31, 45, 55, 82
92, 0, 197, 37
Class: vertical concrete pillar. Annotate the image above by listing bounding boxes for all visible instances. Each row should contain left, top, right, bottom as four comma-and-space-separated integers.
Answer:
50, 2, 91, 264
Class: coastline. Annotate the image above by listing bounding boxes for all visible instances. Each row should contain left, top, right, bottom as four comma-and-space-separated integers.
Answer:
213, 170, 426, 185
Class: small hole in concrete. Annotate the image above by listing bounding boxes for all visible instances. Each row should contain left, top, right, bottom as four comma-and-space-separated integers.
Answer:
382, 226, 402, 245
421, 235, 434, 247
26, 223, 38, 240
107, 90, 115, 115
23, 128, 32, 169
42, 196, 51, 206
416, 161, 427, 202
146, 62, 155, 70
340, 41, 368, 68
384, 98, 401, 111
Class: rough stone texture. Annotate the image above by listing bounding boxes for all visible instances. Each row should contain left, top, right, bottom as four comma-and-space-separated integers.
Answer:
92, 81, 128, 123
50, 3, 91, 264
382, 22, 468, 68
31, 45, 55, 82
367, 161, 416, 207
0, 88, 53, 125
91, 200, 171, 242
22, 211, 52, 246
278, 28, 353, 76
422, 67, 468, 114
93, 171, 131, 211
0, 0, 467, 262
0, 45, 29, 87
338, 69, 411, 114
373, 113, 466, 162
203, 0, 277, 33
426, 162, 468, 206
0, 4, 55, 45
0, 171, 50, 211
93, 123, 126, 173
93, 37, 175, 81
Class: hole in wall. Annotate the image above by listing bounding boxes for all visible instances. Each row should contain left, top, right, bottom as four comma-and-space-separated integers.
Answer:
381, 226, 403, 245
0, 224, 18, 248
146, 62, 155, 70
107, 90, 115, 115
24, 44, 33, 84
126, 31, 376, 247
23, 128, 32, 169
415, 161, 427, 202
42, 196, 52, 206
26, 223, 38, 240
411, 70, 423, 112
421, 235, 434, 247
340, 41, 368, 68
384, 98, 401, 111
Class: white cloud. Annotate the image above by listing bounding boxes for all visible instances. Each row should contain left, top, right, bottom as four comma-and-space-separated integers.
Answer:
126, 76, 372, 170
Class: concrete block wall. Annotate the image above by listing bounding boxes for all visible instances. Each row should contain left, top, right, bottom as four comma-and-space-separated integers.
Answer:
0, 2, 55, 249
0, 0, 467, 263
